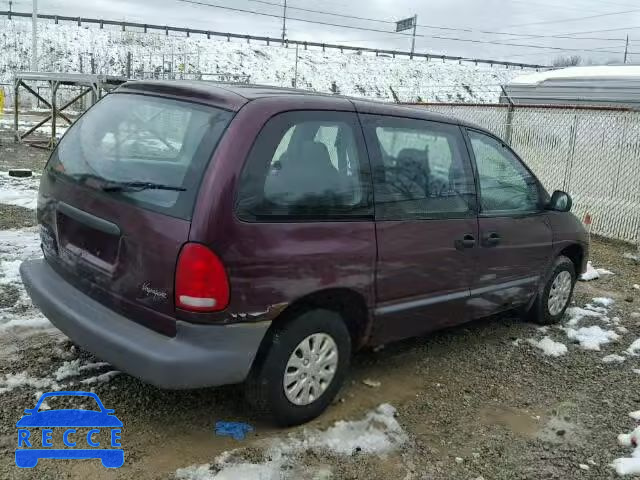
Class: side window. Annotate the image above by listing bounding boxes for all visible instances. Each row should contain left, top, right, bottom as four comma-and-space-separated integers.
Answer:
362, 115, 476, 220
236, 111, 371, 220
468, 130, 541, 214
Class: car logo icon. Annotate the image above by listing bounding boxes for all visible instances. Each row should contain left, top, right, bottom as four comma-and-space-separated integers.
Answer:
15, 391, 123, 468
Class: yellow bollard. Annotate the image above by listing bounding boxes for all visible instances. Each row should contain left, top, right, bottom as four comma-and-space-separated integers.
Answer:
0, 87, 4, 115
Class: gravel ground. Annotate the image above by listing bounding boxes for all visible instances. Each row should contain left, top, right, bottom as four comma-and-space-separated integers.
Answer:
0, 145, 639, 479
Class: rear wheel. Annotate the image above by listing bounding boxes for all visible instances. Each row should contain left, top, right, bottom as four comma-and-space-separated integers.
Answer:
528, 255, 576, 325
245, 309, 351, 426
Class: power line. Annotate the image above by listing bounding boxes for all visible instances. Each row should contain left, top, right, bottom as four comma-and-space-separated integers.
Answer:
175, 0, 625, 55
242, 0, 396, 25
176, 0, 418, 36
239, 0, 627, 42
506, 0, 620, 14
506, 7, 640, 28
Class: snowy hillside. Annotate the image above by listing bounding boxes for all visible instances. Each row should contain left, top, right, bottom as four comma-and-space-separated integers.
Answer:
0, 17, 535, 105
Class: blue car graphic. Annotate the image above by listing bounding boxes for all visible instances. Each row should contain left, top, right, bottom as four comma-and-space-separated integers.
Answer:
15, 391, 123, 468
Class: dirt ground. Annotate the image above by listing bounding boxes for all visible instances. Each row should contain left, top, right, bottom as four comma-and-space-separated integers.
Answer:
0, 143, 639, 480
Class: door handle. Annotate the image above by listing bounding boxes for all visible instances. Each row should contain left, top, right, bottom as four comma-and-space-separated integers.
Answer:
482, 232, 501, 247
455, 234, 476, 250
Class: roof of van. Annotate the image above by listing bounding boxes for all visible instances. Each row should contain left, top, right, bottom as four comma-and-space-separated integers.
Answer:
116, 80, 478, 129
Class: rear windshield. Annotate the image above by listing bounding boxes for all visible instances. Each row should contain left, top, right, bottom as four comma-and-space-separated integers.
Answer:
48, 93, 233, 219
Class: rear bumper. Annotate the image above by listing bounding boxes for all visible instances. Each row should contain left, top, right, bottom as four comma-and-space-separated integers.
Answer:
20, 259, 269, 389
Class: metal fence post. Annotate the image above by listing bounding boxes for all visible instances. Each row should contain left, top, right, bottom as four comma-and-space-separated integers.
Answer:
500, 86, 514, 145
126, 52, 132, 78
563, 113, 579, 193
13, 79, 19, 143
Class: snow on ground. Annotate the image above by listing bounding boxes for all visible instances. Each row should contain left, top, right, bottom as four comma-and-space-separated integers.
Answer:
527, 337, 567, 357
566, 326, 620, 351
54, 359, 111, 381
0, 372, 62, 394
0, 359, 119, 394
527, 292, 633, 357
580, 262, 615, 281
592, 297, 615, 307
0, 171, 39, 210
612, 417, 640, 476
0, 18, 532, 105
627, 339, 640, 356
623, 253, 640, 262
565, 306, 607, 326
80, 370, 121, 385
0, 227, 51, 333
602, 354, 626, 363
175, 404, 406, 480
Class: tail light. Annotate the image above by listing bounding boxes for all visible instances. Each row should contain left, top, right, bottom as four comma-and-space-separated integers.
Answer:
175, 243, 229, 312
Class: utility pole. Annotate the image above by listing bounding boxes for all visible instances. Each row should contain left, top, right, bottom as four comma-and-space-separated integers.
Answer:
624, 35, 629, 64
411, 14, 417, 57
293, 42, 299, 88
31, 0, 38, 71
281, 0, 287, 42
8, 1, 12, 20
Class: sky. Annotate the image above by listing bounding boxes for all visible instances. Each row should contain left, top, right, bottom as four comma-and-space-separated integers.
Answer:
4, 0, 640, 65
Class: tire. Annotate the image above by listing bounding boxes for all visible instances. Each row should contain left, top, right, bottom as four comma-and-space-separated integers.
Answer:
528, 255, 576, 325
245, 309, 351, 426
8, 169, 32, 178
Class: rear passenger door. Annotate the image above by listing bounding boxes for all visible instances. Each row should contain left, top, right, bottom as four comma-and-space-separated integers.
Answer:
361, 115, 478, 344
232, 110, 377, 318
465, 129, 553, 317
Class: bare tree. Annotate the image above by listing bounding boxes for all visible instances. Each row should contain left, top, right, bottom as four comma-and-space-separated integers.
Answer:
552, 55, 582, 67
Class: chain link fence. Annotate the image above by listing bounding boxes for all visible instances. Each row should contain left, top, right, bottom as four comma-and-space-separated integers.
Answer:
418, 103, 640, 246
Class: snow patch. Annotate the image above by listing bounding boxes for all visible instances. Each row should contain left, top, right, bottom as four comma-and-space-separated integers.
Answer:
627, 339, 640, 356
175, 404, 406, 479
580, 262, 600, 281
612, 423, 640, 476
580, 262, 615, 281
0, 227, 52, 333
296, 403, 406, 455
596, 268, 615, 276
602, 354, 626, 364
80, 370, 121, 384
528, 337, 568, 357
565, 307, 606, 326
0, 371, 60, 394
592, 297, 614, 307
566, 326, 620, 351
0, 171, 39, 210
54, 360, 111, 381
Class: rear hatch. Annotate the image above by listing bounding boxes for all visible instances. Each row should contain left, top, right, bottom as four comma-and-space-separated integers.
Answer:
37, 92, 233, 335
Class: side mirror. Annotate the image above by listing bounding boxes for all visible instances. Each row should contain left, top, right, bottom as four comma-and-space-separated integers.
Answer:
547, 190, 572, 212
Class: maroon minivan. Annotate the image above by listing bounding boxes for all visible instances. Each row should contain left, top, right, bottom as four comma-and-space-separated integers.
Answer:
20, 81, 588, 425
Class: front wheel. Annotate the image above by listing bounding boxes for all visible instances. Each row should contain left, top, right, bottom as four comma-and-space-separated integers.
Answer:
245, 309, 351, 426
528, 255, 576, 325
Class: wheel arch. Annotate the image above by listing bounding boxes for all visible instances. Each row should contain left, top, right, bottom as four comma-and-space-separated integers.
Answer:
254, 287, 372, 362
558, 243, 584, 275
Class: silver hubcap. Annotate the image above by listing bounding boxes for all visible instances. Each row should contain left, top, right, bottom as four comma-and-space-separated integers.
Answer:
283, 333, 338, 406
548, 270, 572, 316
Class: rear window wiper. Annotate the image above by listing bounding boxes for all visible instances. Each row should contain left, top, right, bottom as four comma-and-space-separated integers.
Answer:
62, 173, 185, 192
101, 181, 186, 193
